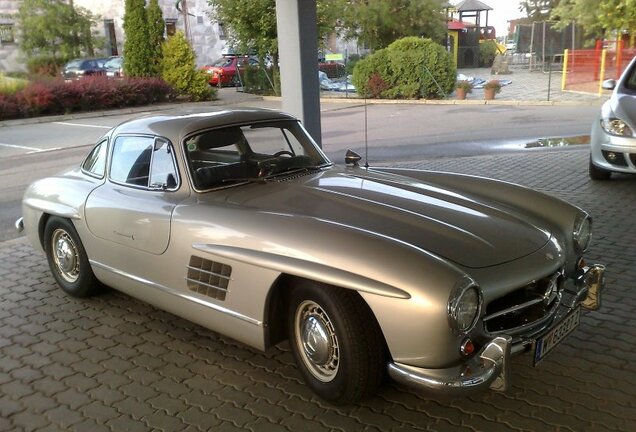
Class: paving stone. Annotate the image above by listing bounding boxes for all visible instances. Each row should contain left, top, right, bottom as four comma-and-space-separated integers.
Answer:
2, 149, 636, 431
44, 405, 85, 428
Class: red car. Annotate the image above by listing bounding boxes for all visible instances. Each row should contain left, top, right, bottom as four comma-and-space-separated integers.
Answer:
201, 55, 259, 87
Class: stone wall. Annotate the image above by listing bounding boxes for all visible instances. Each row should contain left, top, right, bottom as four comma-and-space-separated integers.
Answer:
0, 0, 21, 72
0, 0, 226, 72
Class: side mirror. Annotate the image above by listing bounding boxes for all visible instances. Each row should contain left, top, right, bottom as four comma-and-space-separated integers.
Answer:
345, 149, 362, 166
602, 79, 617, 91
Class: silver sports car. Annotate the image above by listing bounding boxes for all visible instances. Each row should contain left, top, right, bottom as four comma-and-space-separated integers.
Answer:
17, 108, 605, 403
590, 55, 636, 179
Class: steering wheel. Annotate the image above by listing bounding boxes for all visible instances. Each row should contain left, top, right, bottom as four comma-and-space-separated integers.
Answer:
273, 150, 294, 157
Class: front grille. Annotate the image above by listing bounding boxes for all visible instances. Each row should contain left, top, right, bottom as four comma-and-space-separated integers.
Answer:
484, 272, 562, 337
629, 154, 636, 167
186, 256, 232, 301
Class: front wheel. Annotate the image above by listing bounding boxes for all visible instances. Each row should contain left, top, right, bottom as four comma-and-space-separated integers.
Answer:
589, 157, 611, 180
288, 282, 386, 404
43, 217, 100, 298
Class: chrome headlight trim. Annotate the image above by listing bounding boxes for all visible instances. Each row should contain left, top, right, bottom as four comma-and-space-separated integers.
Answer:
573, 212, 592, 254
448, 277, 482, 335
600, 118, 634, 137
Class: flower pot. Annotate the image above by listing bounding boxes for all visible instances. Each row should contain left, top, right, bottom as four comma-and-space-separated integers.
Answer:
456, 88, 467, 100
484, 88, 496, 100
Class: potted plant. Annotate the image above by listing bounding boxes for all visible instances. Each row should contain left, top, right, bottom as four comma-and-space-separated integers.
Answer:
483, 80, 502, 100
455, 80, 473, 100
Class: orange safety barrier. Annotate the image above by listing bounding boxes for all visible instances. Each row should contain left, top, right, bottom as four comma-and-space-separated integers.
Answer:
562, 42, 636, 95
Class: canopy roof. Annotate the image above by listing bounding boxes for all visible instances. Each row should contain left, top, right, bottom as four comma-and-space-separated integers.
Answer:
455, 0, 493, 11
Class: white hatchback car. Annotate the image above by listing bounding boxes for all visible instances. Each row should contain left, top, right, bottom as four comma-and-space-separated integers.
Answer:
589, 55, 636, 180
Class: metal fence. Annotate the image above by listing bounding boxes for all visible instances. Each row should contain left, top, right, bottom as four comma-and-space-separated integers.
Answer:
561, 44, 636, 94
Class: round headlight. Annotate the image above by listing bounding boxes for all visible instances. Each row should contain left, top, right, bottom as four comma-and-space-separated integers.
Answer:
448, 278, 482, 334
573, 213, 592, 254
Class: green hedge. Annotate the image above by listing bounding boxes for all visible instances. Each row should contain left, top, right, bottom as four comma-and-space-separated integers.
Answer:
352, 37, 455, 99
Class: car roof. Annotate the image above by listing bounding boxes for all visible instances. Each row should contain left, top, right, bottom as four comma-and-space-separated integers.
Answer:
111, 108, 298, 142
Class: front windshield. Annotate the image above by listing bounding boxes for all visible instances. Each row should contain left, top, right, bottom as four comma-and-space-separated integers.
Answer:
184, 120, 330, 190
212, 57, 234, 68
104, 57, 123, 68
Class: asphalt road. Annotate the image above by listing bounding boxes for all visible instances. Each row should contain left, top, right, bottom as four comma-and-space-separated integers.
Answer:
0, 102, 600, 242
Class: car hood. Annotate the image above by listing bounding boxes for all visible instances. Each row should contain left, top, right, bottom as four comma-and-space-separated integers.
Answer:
221, 168, 550, 269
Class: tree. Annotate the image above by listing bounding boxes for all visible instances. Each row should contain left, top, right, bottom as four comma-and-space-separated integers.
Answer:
123, 0, 153, 77
339, 0, 447, 51
147, 0, 165, 76
18, 0, 100, 68
519, 0, 560, 21
549, 0, 636, 39
161, 31, 214, 101
597, 0, 636, 35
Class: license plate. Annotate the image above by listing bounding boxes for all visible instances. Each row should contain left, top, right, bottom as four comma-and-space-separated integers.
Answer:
534, 307, 580, 365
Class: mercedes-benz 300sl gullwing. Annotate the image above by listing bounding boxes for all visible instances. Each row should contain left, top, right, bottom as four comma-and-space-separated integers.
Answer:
16, 109, 605, 404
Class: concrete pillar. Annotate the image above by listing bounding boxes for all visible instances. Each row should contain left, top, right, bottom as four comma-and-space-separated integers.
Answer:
274, 0, 322, 147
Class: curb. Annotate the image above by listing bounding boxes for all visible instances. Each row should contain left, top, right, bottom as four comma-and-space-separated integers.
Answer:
0, 94, 264, 128
264, 95, 604, 107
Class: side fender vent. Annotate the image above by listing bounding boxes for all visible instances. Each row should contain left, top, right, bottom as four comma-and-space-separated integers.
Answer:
186, 256, 232, 301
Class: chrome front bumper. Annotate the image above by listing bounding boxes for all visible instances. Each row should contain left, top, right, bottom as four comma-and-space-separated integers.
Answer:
15, 217, 24, 233
388, 263, 605, 396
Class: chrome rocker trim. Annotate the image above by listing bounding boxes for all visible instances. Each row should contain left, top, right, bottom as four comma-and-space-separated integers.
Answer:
387, 263, 605, 395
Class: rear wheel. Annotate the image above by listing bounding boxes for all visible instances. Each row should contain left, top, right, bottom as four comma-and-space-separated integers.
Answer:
43, 217, 100, 298
589, 157, 611, 180
288, 281, 386, 403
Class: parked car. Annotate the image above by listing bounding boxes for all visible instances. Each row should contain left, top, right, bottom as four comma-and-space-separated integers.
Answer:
61, 58, 109, 81
104, 56, 124, 79
17, 109, 604, 403
589, 55, 636, 179
201, 55, 259, 86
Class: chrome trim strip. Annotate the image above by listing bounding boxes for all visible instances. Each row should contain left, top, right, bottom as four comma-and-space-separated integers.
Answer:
483, 297, 544, 322
186, 265, 232, 281
192, 243, 411, 299
185, 277, 228, 292
486, 296, 561, 337
90, 260, 261, 326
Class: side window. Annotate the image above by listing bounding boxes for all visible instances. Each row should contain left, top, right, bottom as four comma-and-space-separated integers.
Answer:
110, 136, 153, 187
149, 139, 178, 190
82, 139, 108, 178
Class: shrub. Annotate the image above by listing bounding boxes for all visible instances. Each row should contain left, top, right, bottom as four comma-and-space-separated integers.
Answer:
479, 40, 499, 67
15, 82, 54, 116
367, 73, 389, 98
0, 77, 177, 121
0, 75, 28, 95
26, 55, 66, 77
352, 37, 455, 99
161, 31, 215, 101
241, 64, 278, 95
0, 93, 19, 119
318, 62, 345, 79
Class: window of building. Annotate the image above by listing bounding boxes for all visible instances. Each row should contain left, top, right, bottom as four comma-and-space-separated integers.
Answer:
0, 23, 15, 44
218, 22, 226, 40
166, 19, 177, 37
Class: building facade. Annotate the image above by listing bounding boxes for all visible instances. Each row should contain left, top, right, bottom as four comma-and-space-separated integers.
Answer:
0, 0, 226, 72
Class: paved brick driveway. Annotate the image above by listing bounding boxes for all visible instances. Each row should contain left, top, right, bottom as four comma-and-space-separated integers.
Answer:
1, 148, 634, 431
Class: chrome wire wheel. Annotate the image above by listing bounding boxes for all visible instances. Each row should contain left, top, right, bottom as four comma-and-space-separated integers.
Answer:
51, 228, 80, 283
294, 300, 340, 382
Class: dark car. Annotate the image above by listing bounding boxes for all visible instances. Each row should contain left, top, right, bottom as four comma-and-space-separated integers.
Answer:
62, 58, 109, 81
104, 56, 124, 79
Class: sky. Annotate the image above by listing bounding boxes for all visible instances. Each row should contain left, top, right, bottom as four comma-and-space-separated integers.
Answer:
470, 0, 526, 37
